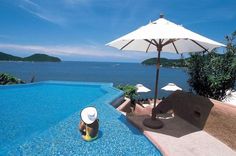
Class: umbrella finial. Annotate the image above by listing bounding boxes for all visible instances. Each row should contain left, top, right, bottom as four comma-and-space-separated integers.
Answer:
160, 13, 164, 18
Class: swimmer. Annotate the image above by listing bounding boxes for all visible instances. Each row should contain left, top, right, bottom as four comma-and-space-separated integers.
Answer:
79, 107, 99, 141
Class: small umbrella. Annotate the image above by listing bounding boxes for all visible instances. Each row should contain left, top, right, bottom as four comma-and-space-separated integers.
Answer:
135, 84, 151, 93
161, 83, 182, 91
107, 14, 225, 129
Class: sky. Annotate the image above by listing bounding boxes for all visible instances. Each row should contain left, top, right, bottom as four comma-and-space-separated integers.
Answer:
0, 0, 235, 62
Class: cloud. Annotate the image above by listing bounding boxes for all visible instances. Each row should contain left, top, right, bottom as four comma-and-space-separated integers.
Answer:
19, 0, 66, 25
23, 0, 40, 8
0, 43, 158, 62
19, 0, 152, 28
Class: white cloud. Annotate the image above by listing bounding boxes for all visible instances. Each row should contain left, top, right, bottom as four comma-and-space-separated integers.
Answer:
23, 0, 40, 8
0, 43, 158, 62
19, 0, 66, 25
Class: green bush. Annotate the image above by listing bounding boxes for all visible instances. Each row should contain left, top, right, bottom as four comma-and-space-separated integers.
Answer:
116, 84, 138, 101
0, 73, 24, 85
187, 31, 236, 100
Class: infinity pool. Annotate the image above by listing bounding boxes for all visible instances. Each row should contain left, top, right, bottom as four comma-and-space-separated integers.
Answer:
0, 81, 161, 155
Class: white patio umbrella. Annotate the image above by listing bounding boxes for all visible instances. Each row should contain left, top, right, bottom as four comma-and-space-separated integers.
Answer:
161, 83, 182, 91
106, 14, 225, 129
135, 84, 151, 93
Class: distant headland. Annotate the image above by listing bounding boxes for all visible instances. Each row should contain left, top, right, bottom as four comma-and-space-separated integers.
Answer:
141, 57, 188, 67
142, 53, 232, 67
0, 52, 61, 62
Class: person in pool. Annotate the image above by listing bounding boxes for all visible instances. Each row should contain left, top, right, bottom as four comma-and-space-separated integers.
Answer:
79, 107, 99, 141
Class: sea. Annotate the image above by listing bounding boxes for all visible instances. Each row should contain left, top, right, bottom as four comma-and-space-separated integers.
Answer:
0, 61, 190, 99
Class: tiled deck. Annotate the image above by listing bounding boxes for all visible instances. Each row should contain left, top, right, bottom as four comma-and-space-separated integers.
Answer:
116, 97, 236, 156
127, 114, 236, 156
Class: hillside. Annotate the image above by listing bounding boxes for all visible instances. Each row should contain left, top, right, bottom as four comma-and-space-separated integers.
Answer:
23, 54, 61, 62
142, 53, 236, 67
0, 52, 22, 61
142, 57, 188, 67
0, 52, 61, 62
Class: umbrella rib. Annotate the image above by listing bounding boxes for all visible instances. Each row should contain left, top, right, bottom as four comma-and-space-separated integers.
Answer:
120, 39, 134, 50
172, 42, 179, 54
162, 39, 177, 47
153, 40, 159, 48
144, 39, 157, 47
190, 39, 209, 52
145, 39, 153, 53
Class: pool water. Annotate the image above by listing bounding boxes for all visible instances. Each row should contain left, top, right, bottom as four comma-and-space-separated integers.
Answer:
0, 81, 162, 155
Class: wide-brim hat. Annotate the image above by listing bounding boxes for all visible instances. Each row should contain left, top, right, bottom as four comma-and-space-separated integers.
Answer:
81, 107, 98, 124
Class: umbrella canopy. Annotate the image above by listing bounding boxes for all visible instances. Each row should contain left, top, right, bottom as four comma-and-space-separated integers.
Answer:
106, 15, 224, 53
161, 83, 182, 91
135, 84, 151, 93
106, 14, 225, 129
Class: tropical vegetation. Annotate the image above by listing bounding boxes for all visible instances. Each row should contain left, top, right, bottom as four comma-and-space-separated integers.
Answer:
0, 73, 25, 85
116, 84, 138, 103
187, 31, 236, 100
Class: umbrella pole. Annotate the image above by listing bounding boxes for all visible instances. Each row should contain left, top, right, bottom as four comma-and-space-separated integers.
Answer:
151, 50, 161, 119
143, 49, 163, 129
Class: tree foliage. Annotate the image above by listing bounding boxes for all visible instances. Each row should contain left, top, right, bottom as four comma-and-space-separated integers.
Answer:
0, 73, 25, 85
187, 31, 236, 100
116, 84, 138, 100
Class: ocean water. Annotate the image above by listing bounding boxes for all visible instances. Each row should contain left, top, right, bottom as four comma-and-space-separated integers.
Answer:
0, 61, 189, 98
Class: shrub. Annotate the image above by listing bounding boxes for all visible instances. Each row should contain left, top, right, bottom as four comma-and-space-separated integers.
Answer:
116, 84, 138, 101
0, 73, 24, 85
187, 31, 236, 100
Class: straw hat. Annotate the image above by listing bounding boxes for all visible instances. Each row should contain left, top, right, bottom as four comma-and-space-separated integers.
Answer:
81, 107, 98, 124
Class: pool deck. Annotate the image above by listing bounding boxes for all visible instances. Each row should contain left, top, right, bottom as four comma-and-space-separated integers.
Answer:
127, 114, 236, 156
117, 101, 236, 156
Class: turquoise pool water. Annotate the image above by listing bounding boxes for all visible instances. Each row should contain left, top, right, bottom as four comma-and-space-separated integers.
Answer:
0, 81, 162, 155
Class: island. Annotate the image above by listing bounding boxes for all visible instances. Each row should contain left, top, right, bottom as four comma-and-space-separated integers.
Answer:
141, 57, 188, 67
0, 52, 61, 62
